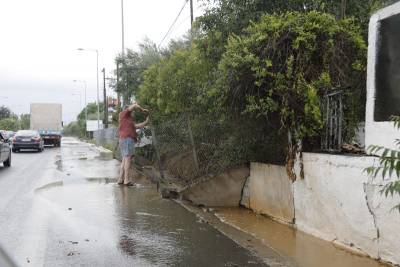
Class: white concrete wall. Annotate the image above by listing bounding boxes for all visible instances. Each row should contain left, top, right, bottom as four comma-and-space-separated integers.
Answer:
242, 163, 294, 224
365, 2, 400, 151
245, 153, 400, 265
294, 154, 379, 257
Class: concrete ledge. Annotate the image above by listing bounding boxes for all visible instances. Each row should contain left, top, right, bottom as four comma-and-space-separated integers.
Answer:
182, 167, 250, 207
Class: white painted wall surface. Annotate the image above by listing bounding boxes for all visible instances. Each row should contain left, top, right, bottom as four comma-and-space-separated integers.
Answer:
364, 171, 400, 264
246, 153, 400, 265
365, 2, 400, 152
293, 153, 379, 258
244, 163, 294, 224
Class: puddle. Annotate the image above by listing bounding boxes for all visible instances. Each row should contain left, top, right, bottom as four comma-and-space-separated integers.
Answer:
35, 181, 64, 192
55, 159, 63, 171
85, 177, 117, 184
35, 178, 118, 193
214, 207, 391, 267
28, 182, 266, 266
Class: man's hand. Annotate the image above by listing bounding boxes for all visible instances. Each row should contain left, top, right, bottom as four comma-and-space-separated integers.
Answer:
128, 102, 148, 113
136, 116, 150, 129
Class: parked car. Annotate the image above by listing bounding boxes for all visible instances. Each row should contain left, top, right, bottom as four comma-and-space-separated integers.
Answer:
12, 130, 44, 152
0, 132, 11, 167
5, 131, 15, 139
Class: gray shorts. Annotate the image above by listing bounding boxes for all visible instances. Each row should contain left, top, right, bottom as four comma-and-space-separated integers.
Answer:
119, 138, 135, 157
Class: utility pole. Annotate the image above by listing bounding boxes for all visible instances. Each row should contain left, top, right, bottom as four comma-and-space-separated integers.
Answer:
116, 62, 121, 112
102, 68, 108, 129
121, 0, 125, 56
121, 0, 127, 106
190, 0, 194, 27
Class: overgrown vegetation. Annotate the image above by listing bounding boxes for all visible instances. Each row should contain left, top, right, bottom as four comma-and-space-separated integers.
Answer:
110, 0, 392, 181
219, 11, 366, 179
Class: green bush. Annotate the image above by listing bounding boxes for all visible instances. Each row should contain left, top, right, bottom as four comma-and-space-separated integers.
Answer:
0, 118, 19, 131
218, 11, 366, 179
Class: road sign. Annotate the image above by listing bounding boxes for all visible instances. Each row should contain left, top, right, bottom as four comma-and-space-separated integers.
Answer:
86, 120, 103, 131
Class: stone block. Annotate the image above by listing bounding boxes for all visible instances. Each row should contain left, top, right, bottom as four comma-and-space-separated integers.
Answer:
182, 167, 249, 207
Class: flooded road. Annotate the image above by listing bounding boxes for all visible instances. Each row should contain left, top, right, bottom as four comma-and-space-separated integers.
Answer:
0, 138, 265, 267
214, 208, 391, 267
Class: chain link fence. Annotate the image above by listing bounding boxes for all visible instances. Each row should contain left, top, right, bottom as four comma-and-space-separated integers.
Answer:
94, 96, 364, 185
150, 114, 286, 185
93, 126, 155, 165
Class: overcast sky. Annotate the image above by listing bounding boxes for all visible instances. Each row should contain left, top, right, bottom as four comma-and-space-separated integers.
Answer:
0, 0, 204, 123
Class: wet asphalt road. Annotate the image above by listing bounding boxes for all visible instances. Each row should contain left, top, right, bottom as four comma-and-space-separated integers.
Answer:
0, 138, 267, 267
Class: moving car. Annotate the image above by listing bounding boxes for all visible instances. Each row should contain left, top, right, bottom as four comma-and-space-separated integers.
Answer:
0, 131, 11, 167
39, 130, 62, 147
12, 130, 44, 152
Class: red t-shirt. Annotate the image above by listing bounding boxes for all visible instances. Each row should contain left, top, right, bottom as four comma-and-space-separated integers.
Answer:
119, 109, 137, 141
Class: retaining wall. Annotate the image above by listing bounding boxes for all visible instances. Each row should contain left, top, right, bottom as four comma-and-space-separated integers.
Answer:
244, 153, 400, 265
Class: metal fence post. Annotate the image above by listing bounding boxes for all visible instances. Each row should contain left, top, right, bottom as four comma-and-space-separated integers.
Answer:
186, 114, 199, 171
150, 124, 165, 180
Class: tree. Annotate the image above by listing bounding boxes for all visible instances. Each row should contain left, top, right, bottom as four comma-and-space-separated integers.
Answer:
0, 118, 19, 131
114, 39, 162, 104
0, 106, 11, 120
77, 102, 105, 122
62, 121, 82, 137
366, 116, 400, 212
218, 11, 366, 180
196, 0, 393, 63
138, 44, 214, 116
19, 114, 30, 130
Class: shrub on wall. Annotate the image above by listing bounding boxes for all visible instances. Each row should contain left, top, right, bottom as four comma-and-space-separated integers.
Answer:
218, 11, 367, 180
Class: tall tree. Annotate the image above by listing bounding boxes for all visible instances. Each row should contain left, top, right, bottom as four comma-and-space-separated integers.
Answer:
0, 106, 11, 120
196, 0, 394, 62
113, 39, 162, 104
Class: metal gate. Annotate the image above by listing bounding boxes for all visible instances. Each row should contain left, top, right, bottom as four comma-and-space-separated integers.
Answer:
321, 90, 343, 152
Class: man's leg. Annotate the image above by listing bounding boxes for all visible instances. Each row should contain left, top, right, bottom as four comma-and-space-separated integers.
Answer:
117, 159, 125, 183
123, 156, 131, 184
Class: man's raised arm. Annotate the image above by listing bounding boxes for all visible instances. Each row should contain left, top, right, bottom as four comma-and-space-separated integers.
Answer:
127, 102, 148, 113
135, 116, 149, 129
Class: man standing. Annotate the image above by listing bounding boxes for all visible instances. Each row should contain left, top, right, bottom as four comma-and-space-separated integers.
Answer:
117, 102, 149, 186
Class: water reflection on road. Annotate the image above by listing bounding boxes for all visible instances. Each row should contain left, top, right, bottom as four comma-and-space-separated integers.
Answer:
34, 180, 265, 266
0, 138, 267, 267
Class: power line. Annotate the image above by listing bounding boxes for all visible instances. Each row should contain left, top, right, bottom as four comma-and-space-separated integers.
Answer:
158, 0, 189, 48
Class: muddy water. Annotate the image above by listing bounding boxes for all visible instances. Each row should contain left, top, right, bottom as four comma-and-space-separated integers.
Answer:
214, 208, 391, 267
32, 180, 266, 267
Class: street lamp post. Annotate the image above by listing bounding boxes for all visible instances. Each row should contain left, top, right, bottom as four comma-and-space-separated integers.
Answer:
73, 80, 88, 138
71, 92, 82, 107
77, 48, 100, 131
